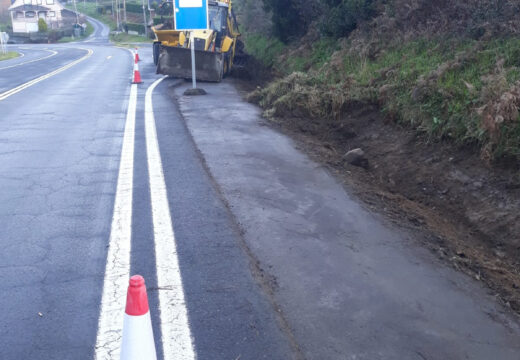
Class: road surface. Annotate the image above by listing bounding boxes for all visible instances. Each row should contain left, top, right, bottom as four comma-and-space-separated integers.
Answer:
0, 18, 519, 360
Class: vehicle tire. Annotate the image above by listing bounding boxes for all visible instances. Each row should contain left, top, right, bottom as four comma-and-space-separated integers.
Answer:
153, 42, 160, 66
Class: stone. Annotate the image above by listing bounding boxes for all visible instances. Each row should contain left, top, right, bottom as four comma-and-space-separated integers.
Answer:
183, 88, 207, 96
343, 148, 368, 168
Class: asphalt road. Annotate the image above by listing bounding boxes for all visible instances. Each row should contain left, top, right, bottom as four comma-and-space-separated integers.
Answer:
0, 17, 519, 360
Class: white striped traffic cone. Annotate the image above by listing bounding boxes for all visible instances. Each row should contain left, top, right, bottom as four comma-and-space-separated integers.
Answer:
135, 48, 140, 62
120, 275, 157, 360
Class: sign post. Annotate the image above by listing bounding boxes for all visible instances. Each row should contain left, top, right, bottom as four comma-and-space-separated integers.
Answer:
0, 33, 8, 55
174, 0, 209, 95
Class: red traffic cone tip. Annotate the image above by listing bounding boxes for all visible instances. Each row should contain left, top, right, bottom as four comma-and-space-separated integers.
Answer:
130, 274, 145, 287
125, 275, 149, 316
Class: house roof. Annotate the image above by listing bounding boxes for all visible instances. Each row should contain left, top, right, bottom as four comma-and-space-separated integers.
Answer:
9, 4, 50, 11
61, 8, 76, 17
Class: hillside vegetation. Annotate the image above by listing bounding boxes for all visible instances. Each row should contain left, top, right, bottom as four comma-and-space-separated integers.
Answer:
240, 0, 520, 162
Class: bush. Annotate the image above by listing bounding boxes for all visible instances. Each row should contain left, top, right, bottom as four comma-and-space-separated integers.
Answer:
320, 0, 376, 38
153, 16, 173, 25
261, 0, 305, 42
124, 22, 145, 34
38, 18, 48, 33
125, 3, 144, 14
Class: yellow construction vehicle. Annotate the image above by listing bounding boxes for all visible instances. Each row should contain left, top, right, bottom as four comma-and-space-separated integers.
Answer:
152, 0, 242, 82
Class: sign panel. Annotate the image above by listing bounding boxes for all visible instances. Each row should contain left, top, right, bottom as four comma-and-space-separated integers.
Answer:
174, 0, 208, 30
179, 0, 202, 7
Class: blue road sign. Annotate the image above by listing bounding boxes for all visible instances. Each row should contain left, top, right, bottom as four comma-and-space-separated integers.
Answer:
174, 0, 209, 30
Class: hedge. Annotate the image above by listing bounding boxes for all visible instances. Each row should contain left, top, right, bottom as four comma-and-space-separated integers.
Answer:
124, 22, 145, 34
125, 3, 144, 13
153, 16, 173, 25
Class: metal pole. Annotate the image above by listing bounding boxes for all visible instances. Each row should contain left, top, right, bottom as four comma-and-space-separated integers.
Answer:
190, 32, 196, 89
73, 0, 79, 24
115, 0, 120, 30
141, 0, 147, 37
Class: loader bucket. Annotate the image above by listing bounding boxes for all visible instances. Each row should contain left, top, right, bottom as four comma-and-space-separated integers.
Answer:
157, 45, 224, 82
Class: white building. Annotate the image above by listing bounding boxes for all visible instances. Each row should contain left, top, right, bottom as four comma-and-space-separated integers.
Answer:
8, 0, 73, 33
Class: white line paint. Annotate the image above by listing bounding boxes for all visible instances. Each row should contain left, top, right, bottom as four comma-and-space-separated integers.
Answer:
0, 48, 93, 101
0, 49, 57, 70
94, 84, 137, 360
145, 77, 196, 360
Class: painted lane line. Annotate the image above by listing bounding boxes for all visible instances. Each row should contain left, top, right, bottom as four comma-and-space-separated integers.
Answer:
0, 49, 57, 70
145, 77, 196, 360
0, 48, 93, 101
94, 84, 137, 360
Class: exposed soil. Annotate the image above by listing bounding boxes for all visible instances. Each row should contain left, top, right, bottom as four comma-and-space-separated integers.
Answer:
234, 79, 520, 315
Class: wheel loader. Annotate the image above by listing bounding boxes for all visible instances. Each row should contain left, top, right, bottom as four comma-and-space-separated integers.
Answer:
152, 0, 242, 82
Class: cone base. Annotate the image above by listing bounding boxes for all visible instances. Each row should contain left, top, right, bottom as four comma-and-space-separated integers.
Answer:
120, 312, 157, 360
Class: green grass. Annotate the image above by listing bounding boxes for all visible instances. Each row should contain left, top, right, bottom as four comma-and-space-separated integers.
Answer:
68, 2, 151, 44
0, 52, 20, 61
110, 32, 152, 45
58, 21, 95, 43
255, 35, 520, 160
66, 2, 117, 30
243, 33, 285, 68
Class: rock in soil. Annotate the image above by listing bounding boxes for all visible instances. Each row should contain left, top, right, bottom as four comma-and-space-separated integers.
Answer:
344, 148, 368, 168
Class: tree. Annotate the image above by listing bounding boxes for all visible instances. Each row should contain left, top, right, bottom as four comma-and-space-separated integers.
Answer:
261, 0, 305, 42
38, 18, 48, 33
320, 0, 376, 38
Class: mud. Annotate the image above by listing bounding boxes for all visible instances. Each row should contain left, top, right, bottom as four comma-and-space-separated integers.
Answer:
235, 80, 520, 314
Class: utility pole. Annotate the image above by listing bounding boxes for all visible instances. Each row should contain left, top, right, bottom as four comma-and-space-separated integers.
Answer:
141, 0, 147, 37
115, 0, 120, 30
111, 0, 114, 26
73, 0, 79, 24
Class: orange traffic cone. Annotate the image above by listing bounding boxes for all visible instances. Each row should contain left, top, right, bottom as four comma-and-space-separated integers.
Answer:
135, 48, 140, 62
120, 275, 157, 360
132, 62, 142, 84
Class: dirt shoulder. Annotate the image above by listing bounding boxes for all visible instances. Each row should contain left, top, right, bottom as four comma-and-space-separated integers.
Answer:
235, 79, 520, 315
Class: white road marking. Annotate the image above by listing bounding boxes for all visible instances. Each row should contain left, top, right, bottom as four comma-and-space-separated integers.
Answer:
0, 49, 57, 70
94, 84, 138, 360
107, 55, 112, 60
0, 48, 93, 101
145, 77, 196, 360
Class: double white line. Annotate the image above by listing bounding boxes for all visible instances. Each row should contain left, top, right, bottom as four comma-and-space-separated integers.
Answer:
0, 48, 93, 101
95, 78, 196, 359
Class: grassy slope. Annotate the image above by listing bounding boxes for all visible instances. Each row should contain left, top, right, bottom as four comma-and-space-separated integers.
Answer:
68, 2, 151, 44
0, 51, 20, 61
249, 35, 520, 161
66, 2, 117, 30
58, 21, 94, 43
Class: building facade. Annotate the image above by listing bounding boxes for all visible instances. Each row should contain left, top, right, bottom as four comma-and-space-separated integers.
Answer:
8, 0, 70, 33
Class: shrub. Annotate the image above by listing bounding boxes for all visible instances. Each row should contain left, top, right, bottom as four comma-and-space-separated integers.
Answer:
124, 22, 145, 34
320, 0, 376, 38
153, 16, 173, 25
125, 3, 144, 14
38, 18, 48, 33
261, 0, 305, 42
